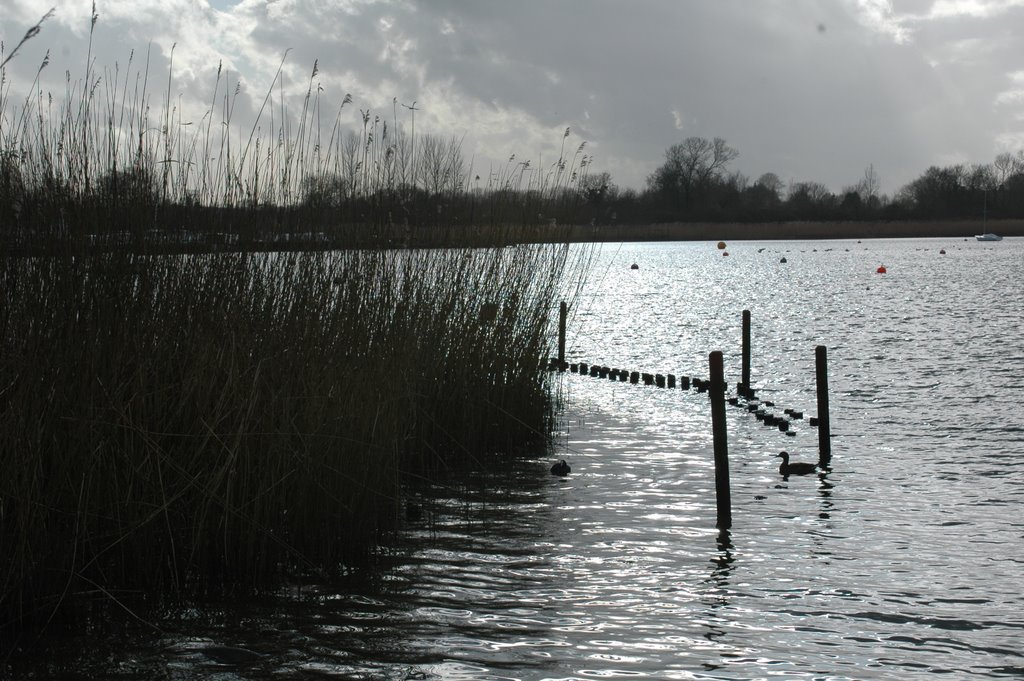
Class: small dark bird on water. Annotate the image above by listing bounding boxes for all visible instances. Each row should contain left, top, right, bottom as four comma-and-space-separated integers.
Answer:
776, 451, 817, 476
550, 460, 571, 476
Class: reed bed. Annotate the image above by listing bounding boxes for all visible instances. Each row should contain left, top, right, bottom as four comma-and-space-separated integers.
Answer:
0, 11, 594, 635
0, 242, 586, 632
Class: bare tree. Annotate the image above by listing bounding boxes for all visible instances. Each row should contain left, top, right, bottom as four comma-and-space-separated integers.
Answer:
647, 136, 739, 208
787, 181, 834, 216
992, 152, 1024, 186
339, 130, 361, 197
855, 164, 880, 200
755, 172, 785, 199
966, 163, 996, 192
418, 134, 466, 195
726, 170, 749, 192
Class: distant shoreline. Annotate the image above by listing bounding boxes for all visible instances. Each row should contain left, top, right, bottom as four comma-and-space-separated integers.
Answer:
3, 218, 1019, 257
560, 219, 1024, 243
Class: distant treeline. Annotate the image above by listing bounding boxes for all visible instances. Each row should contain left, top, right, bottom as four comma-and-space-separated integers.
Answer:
4, 127, 1019, 250
576, 137, 1024, 228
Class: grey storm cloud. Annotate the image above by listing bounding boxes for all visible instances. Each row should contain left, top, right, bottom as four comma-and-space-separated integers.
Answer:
3, 0, 1024, 195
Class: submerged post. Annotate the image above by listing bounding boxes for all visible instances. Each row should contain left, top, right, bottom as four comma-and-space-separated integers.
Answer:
557, 301, 567, 368
741, 309, 751, 397
815, 345, 832, 468
709, 351, 732, 529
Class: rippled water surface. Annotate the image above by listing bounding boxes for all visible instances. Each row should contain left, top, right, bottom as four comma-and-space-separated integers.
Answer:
8, 238, 1024, 680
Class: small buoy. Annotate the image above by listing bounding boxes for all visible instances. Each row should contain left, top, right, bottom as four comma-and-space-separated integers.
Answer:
780, 257, 787, 263
876, 265, 887, 274
717, 241, 727, 249
722, 251, 729, 256
630, 263, 639, 270
939, 249, 946, 254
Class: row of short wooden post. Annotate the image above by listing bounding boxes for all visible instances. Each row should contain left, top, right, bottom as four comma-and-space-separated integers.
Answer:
555, 304, 832, 530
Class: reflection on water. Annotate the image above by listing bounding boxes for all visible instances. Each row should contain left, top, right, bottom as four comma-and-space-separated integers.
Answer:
7, 238, 1024, 680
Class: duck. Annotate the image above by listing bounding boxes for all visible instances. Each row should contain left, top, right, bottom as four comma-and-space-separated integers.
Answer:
550, 459, 571, 476
776, 451, 817, 476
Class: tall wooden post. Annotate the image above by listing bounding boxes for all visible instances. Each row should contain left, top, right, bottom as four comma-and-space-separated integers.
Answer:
741, 309, 751, 398
815, 345, 832, 468
709, 351, 732, 529
557, 301, 567, 368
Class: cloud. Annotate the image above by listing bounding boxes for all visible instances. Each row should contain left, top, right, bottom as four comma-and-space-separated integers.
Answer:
3, 0, 1024, 196
852, 0, 914, 43
928, 0, 1024, 18
995, 70, 1024, 118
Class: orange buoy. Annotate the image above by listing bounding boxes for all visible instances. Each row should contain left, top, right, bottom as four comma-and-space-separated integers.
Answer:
876, 265, 887, 274
717, 241, 727, 250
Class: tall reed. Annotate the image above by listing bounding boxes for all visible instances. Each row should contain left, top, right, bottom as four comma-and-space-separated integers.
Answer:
0, 10, 594, 634
0, 9, 595, 250
0, 243, 583, 630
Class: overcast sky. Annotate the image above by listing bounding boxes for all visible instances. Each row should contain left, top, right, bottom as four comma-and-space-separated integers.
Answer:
3, 0, 1024, 196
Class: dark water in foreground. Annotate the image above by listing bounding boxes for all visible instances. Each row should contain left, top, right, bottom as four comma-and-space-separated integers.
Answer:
6, 238, 1024, 680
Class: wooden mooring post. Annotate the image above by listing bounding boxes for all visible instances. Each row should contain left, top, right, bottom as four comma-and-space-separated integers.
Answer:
709, 351, 732, 529
815, 345, 832, 468
557, 301, 567, 369
741, 309, 751, 398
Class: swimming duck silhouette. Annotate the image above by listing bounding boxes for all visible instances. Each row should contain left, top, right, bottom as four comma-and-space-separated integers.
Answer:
550, 460, 571, 476
776, 451, 817, 476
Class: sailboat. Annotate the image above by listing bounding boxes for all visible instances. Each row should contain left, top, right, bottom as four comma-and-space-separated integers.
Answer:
975, 191, 1002, 241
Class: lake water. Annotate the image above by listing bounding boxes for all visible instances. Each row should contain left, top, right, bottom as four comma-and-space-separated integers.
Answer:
6, 238, 1024, 680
